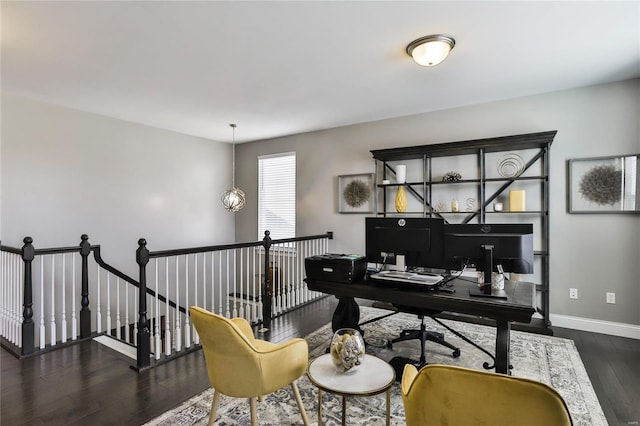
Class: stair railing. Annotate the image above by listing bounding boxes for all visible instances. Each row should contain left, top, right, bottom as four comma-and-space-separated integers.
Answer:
1, 231, 333, 371
134, 230, 333, 370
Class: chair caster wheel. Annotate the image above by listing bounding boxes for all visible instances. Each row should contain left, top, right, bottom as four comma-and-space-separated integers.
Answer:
452, 348, 461, 358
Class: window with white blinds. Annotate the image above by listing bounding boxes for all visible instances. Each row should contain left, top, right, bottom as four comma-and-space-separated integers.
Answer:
258, 152, 296, 240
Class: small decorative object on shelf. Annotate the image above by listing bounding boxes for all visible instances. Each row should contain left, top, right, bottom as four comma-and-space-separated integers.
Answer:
395, 164, 407, 184
436, 201, 447, 212
509, 190, 526, 211
395, 185, 407, 212
466, 198, 476, 212
497, 153, 525, 178
443, 171, 462, 182
493, 202, 503, 212
330, 328, 365, 373
451, 199, 459, 212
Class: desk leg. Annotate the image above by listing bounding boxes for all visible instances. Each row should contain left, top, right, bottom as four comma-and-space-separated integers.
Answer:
342, 395, 347, 425
317, 389, 322, 426
495, 320, 511, 374
331, 297, 361, 333
386, 388, 391, 426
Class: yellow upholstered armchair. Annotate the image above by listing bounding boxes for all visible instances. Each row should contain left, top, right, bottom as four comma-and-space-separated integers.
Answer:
189, 306, 310, 426
401, 364, 573, 426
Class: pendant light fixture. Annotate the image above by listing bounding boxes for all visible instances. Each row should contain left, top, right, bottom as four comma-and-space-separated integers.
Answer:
221, 123, 246, 212
406, 34, 455, 67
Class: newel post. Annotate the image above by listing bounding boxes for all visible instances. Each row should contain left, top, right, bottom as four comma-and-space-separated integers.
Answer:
21, 237, 35, 355
262, 230, 272, 329
79, 234, 92, 338
136, 238, 151, 369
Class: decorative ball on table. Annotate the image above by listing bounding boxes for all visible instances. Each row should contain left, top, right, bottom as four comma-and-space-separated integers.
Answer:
330, 328, 365, 373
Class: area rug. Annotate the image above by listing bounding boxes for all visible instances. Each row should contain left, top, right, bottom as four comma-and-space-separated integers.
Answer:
145, 306, 607, 426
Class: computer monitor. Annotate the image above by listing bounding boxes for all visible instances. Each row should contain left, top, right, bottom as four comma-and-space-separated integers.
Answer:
443, 223, 534, 297
365, 217, 445, 271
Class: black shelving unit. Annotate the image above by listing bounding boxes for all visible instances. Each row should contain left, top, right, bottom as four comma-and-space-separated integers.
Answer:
370, 131, 557, 334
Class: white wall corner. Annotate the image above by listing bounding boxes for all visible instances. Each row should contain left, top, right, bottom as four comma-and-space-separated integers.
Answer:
550, 314, 640, 340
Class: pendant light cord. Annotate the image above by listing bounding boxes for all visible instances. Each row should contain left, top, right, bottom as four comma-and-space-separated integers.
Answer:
230, 123, 236, 188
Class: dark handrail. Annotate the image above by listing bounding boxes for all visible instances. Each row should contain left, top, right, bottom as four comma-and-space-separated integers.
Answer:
147, 231, 333, 258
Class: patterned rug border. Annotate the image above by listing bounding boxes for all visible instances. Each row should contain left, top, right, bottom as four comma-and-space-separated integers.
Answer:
145, 306, 608, 426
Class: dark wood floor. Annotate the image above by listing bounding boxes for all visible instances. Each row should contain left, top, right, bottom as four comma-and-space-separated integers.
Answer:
2, 297, 639, 425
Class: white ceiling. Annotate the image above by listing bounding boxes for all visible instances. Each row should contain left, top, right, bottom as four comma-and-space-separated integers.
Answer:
2, 1, 639, 143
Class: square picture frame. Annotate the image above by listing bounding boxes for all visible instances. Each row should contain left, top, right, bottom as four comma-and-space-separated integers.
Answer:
338, 173, 375, 214
567, 154, 640, 213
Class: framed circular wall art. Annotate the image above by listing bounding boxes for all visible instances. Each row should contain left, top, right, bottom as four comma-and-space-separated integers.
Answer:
568, 154, 640, 213
338, 173, 375, 213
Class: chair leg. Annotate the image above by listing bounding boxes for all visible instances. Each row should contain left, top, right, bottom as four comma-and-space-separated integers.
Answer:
250, 397, 258, 426
208, 390, 220, 426
291, 381, 310, 426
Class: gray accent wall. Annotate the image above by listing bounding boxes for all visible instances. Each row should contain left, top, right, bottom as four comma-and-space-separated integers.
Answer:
1, 93, 235, 278
234, 79, 640, 328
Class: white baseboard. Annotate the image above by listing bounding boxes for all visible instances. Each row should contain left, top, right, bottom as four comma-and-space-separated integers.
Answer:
550, 313, 640, 340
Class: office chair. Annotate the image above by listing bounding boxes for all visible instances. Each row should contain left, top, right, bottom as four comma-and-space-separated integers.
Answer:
387, 306, 460, 368
189, 306, 310, 426
401, 364, 573, 426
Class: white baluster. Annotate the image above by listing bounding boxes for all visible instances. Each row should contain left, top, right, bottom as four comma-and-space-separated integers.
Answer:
193, 254, 200, 345
106, 273, 112, 336
0, 252, 5, 339
202, 252, 207, 311
225, 251, 230, 318
218, 252, 223, 316
232, 249, 238, 318
133, 290, 138, 346
61, 254, 67, 343
50, 255, 56, 346
164, 259, 171, 356
238, 249, 245, 320
154, 260, 161, 360
211, 252, 216, 312
17, 255, 23, 346
96, 268, 102, 333
71, 255, 77, 341
174, 256, 181, 352
124, 283, 130, 344
184, 255, 191, 348
116, 277, 121, 340
39, 257, 45, 349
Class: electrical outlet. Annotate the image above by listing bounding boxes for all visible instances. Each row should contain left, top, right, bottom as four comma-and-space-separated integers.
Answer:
569, 288, 578, 299
606, 292, 616, 304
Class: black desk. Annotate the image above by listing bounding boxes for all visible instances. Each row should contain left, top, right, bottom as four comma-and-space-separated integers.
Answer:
305, 277, 535, 374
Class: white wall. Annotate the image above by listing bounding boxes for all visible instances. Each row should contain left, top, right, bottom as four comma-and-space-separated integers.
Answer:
235, 79, 640, 328
1, 94, 235, 278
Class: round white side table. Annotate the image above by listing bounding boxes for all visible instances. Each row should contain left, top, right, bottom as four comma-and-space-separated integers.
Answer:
307, 353, 395, 425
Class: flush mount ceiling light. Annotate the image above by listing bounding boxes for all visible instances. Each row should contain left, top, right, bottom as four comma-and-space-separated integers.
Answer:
221, 123, 246, 212
406, 35, 456, 67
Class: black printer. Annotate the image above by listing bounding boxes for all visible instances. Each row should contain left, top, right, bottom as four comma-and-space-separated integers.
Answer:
305, 253, 367, 284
